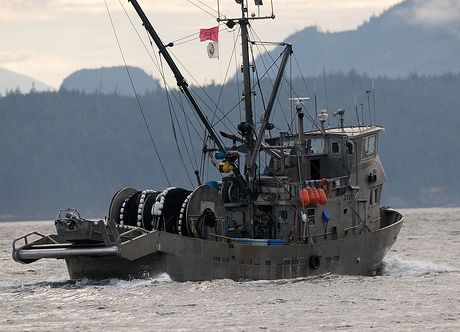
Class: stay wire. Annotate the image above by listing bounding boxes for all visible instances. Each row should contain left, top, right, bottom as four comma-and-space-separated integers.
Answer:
249, 36, 268, 129
210, 26, 241, 125
178, 93, 200, 170
159, 56, 195, 187
250, 28, 320, 131
248, 29, 291, 132
168, 50, 238, 133
212, 43, 286, 127
117, 0, 205, 138
185, 0, 218, 19
104, 0, 171, 185
292, 53, 317, 127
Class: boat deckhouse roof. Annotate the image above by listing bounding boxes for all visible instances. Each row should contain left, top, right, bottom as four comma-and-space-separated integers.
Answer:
299, 126, 384, 138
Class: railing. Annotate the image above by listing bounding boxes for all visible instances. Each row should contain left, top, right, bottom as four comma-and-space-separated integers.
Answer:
116, 227, 150, 245
12, 231, 58, 252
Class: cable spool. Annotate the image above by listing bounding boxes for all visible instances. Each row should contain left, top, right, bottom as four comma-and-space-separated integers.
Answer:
120, 191, 142, 227
178, 192, 193, 236
185, 185, 227, 239
152, 187, 192, 233
137, 190, 159, 230
108, 188, 137, 222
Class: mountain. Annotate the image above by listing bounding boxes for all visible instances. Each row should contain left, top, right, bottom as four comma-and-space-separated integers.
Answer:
1, 72, 460, 220
60, 66, 160, 96
0, 68, 53, 95
276, 0, 460, 77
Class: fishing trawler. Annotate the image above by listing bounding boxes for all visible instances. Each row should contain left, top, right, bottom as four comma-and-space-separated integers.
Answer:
12, 0, 403, 281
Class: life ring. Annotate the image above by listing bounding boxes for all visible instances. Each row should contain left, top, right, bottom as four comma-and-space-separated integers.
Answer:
309, 255, 320, 269
319, 178, 330, 196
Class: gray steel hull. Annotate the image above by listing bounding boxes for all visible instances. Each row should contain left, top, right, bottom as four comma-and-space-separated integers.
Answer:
65, 211, 403, 281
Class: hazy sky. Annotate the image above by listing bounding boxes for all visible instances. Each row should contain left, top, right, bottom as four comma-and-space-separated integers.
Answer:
0, 0, 404, 88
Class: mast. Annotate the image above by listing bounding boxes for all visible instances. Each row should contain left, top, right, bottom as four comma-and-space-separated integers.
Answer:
238, 3, 256, 188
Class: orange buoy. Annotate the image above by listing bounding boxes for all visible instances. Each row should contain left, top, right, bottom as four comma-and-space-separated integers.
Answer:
312, 188, 320, 204
318, 188, 328, 205
299, 189, 310, 206
308, 187, 316, 204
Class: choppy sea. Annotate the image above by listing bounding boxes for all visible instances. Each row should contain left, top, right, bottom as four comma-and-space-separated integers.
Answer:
1, 208, 459, 331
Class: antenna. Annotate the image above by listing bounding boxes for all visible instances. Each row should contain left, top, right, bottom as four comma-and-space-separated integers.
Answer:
217, 0, 275, 21
322, 65, 329, 126
372, 79, 376, 124
365, 89, 372, 125
314, 80, 318, 124
353, 92, 360, 126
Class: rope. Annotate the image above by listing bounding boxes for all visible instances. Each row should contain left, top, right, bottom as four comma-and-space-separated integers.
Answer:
185, 0, 219, 19
105, 0, 171, 185
159, 56, 195, 187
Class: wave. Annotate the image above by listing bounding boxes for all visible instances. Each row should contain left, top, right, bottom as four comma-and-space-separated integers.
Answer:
0, 272, 173, 292
378, 256, 458, 277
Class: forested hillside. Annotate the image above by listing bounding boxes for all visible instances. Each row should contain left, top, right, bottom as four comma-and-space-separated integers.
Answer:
274, 0, 460, 77
1, 72, 459, 220
60, 66, 160, 96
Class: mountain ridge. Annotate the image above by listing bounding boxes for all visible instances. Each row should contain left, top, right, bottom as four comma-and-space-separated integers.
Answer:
0, 68, 53, 95
275, 0, 460, 77
60, 66, 160, 96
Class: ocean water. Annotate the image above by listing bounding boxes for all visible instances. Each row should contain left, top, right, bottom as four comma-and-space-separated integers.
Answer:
1, 208, 459, 331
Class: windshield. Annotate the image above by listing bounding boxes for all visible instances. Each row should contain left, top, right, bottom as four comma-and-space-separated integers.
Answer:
282, 137, 325, 155
306, 138, 325, 155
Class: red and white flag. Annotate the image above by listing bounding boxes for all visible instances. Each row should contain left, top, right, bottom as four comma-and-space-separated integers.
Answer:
199, 26, 219, 42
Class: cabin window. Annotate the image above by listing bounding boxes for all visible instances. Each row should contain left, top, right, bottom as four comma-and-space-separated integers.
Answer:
374, 186, 381, 204
370, 186, 382, 205
305, 138, 325, 155
346, 140, 354, 154
331, 141, 340, 154
362, 135, 377, 159
279, 210, 288, 220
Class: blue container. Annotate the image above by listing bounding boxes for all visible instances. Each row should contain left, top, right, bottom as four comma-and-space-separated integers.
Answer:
206, 180, 220, 191
267, 239, 286, 246
215, 151, 226, 160
231, 238, 268, 246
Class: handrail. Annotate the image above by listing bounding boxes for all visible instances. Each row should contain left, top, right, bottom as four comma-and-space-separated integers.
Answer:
12, 231, 58, 251
116, 227, 150, 245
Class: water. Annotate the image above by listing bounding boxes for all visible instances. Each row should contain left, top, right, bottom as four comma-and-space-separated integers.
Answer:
1, 208, 459, 331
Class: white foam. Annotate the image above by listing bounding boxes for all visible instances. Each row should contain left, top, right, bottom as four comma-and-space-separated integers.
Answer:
101, 273, 173, 288
380, 256, 458, 277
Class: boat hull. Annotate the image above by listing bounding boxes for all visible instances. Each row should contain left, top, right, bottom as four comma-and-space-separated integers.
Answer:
65, 210, 403, 281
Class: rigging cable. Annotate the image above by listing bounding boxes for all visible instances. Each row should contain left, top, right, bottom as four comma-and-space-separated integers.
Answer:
104, 0, 171, 185
250, 28, 320, 131
168, 50, 238, 133
292, 53, 317, 127
185, 0, 219, 19
248, 29, 292, 132
117, 0, 206, 138
159, 56, 195, 187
